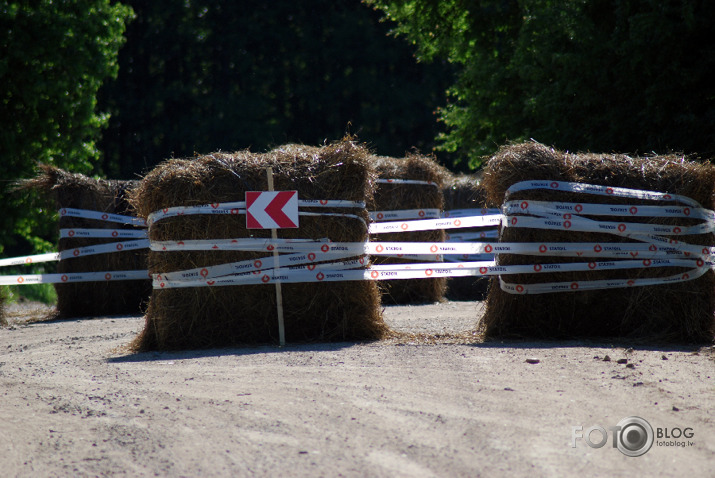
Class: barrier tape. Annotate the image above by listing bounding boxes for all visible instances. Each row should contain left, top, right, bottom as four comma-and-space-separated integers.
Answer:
444, 253, 496, 263
505, 180, 703, 207
156, 249, 365, 281
151, 256, 712, 289
59, 208, 147, 227
370, 208, 441, 221
499, 266, 709, 295
446, 231, 500, 241
147, 199, 365, 225
58, 239, 150, 260
443, 208, 501, 218
368, 214, 502, 234
503, 200, 714, 221
1, 209, 148, 286
1, 270, 149, 286
495, 180, 715, 293
376, 178, 438, 186
60, 228, 149, 239
0, 252, 60, 267
502, 214, 714, 236
149, 237, 712, 259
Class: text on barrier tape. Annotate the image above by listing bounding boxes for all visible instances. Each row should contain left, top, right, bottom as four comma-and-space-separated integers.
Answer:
2, 270, 149, 286
59, 208, 147, 227
147, 198, 365, 224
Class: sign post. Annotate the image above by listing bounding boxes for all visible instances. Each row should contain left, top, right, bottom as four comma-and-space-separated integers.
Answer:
267, 167, 285, 346
245, 174, 298, 346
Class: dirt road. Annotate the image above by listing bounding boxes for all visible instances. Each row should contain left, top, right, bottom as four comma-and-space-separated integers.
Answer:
1, 301, 713, 477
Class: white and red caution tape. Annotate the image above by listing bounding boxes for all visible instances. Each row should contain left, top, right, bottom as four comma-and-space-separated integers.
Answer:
7, 182, 712, 293
147, 199, 365, 225
367, 214, 501, 234
59, 207, 148, 227
0, 270, 149, 286
0, 208, 150, 285
443, 208, 501, 218
369, 208, 441, 221
59, 228, 148, 239
504, 180, 703, 207
376, 178, 438, 187
0, 252, 61, 267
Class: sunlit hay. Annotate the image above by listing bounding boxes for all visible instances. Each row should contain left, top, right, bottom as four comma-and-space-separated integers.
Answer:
129, 140, 388, 351
368, 153, 451, 304
481, 141, 715, 343
442, 173, 490, 301
20, 165, 150, 318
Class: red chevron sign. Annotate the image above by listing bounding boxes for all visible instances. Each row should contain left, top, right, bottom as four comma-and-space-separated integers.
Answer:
246, 191, 299, 229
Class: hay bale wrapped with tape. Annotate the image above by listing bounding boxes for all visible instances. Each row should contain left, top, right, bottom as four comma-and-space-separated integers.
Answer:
369, 154, 450, 304
481, 142, 715, 342
130, 140, 388, 350
23, 165, 150, 317
442, 173, 491, 301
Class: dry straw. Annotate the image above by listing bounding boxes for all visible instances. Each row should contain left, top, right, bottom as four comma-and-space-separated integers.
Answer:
369, 153, 450, 304
442, 173, 490, 301
481, 142, 715, 343
129, 140, 389, 350
20, 165, 150, 318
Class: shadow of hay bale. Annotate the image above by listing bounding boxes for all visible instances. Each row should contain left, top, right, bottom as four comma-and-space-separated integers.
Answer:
369, 153, 451, 304
130, 140, 389, 351
481, 142, 715, 343
20, 165, 150, 318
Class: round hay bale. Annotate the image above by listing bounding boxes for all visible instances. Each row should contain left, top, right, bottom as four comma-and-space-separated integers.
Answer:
481, 142, 715, 343
130, 140, 389, 350
442, 173, 490, 301
369, 153, 451, 304
22, 165, 150, 318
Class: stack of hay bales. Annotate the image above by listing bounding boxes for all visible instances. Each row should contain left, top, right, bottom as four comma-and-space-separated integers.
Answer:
481, 142, 715, 342
23, 166, 150, 318
369, 154, 450, 304
442, 173, 491, 301
130, 140, 388, 350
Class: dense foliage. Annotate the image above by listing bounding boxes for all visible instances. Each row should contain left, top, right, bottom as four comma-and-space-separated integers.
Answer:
0, 0, 133, 256
367, 0, 715, 167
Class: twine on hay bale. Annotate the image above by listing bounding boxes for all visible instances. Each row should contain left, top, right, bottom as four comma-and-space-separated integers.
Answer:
442, 173, 490, 301
369, 153, 451, 304
481, 141, 715, 343
130, 140, 389, 351
20, 165, 150, 318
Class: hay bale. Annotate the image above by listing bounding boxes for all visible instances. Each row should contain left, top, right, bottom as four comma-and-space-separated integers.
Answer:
130, 140, 388, 350
481, 142, 715, 343
442, 173, 491, 301
22, 165, 150, 317
369, 153, 450, 304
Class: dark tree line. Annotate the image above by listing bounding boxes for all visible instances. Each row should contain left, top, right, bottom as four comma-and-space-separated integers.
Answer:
97, 0, 455, 179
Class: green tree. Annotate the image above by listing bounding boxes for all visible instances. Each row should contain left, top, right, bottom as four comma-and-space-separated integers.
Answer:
0, 0, 133, 257
368, 0, 715, 168
98, 0, 455, 179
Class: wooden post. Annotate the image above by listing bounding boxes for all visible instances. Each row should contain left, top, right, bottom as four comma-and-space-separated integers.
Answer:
266, 167, 286, 346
